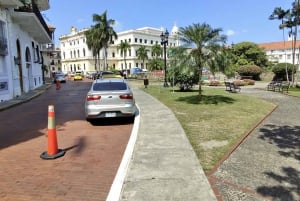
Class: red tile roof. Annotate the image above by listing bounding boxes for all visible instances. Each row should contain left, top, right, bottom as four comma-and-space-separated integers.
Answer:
258, 40, 300, 50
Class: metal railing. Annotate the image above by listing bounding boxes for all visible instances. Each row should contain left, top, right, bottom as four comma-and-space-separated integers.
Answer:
15, 0, 51, 39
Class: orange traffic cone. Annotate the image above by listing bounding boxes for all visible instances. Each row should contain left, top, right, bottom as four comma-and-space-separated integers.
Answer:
40, 105, 65, 160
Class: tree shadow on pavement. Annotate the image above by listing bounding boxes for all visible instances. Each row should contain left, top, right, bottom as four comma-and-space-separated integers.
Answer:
257, 167, 300, 201
259, 124, 300, 160
256, 124, 300, 200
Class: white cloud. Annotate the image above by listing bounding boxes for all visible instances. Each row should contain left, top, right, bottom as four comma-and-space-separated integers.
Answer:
226, 29, 235, 36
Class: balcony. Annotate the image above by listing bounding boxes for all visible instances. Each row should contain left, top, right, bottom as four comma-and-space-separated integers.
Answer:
11, 0, 51, 43
0, 0, 23, 8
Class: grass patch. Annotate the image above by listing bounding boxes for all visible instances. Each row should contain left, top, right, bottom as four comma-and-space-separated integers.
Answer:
288, 86, 300, 97
141, 85, 275, 173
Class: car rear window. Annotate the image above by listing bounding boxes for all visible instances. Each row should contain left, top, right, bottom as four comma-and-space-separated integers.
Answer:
93, 82, 127, 91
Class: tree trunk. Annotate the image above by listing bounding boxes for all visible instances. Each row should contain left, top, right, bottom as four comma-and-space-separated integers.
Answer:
198, 67, 203, 99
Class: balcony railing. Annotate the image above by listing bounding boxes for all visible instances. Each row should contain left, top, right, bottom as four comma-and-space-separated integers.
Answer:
14, 0, 51, 39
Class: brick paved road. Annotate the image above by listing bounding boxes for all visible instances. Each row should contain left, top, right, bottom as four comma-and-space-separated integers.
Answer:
0, 80, 133, 201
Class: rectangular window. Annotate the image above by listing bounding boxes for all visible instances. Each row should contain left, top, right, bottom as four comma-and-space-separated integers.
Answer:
0, 21, 8, 56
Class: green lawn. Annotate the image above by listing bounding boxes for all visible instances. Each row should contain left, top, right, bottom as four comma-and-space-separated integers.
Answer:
288, 86, 300, 97
141, 84, 276, 173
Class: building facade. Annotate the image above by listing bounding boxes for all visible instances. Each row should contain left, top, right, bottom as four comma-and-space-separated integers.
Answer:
59, 25, 180, 75
0, 0, 52, 102
258, 37, 300, 71
40, 25, 61, 78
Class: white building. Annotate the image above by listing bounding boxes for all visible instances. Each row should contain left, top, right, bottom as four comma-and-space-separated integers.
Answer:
59, 25, 180, 75
258, 37, 300, 71
0, 0, 52, 102
40, 25, 61, 78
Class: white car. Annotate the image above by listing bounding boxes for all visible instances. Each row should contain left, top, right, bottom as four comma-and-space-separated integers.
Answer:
85, 78, 137, 121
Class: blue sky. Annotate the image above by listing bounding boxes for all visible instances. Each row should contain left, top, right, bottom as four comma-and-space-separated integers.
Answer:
43, 0, 293, 46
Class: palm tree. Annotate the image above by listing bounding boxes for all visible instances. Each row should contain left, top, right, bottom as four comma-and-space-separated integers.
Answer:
85, 28, 102, 71
89, 10, 117, 71
117, 41, 131, 71
136, 45, 149, 70
179, 23, 227, 98
151, 44, 162, 58
269, 7, 290, 82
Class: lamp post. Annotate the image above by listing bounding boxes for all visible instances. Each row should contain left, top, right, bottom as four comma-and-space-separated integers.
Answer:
160, 29, 169, 87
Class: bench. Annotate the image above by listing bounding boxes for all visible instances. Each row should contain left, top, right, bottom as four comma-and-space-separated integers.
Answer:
225, 81, 241, 93
267, 81, 290, 93
281, 82, 290, 93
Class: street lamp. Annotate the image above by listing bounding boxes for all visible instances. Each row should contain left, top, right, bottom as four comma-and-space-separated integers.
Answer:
160, 29, 169, 87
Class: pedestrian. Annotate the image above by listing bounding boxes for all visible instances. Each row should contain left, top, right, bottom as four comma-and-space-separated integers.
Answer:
144, 76, 149, 88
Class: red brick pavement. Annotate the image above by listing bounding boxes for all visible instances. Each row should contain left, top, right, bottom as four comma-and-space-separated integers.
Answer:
0, 120, 132, 201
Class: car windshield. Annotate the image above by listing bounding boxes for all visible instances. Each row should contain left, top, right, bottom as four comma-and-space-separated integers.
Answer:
93, 82, 127, 91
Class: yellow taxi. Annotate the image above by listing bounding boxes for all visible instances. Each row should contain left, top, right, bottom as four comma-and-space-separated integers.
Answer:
74, 72, 83, 81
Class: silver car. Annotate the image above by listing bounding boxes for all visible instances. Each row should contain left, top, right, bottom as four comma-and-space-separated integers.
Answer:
85, 78, 137, 120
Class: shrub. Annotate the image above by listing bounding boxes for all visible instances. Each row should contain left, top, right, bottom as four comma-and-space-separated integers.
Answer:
175, 74, 198, 91
209, 80, 220, 86
233, 80, 244, 86
237, 65, 262, 80
272, 63, 296, 81
243, 79, 255, 85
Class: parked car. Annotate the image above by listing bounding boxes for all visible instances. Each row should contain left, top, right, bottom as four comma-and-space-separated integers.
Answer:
85, 78, 137, 121
74, 72, 83, 81
94, 71, 123, 79
53, 74, 66, 83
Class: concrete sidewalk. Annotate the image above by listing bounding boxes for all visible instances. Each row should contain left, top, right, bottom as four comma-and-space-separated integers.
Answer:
108, 83, 217, 201
0, 81, 217, 201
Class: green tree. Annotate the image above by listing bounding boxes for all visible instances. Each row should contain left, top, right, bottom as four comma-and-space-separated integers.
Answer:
136, 45, 149, 70
85, 28, 102, 71
117, 41, 131, 71
148, 58, 163, 71
151, 44, 162, 58
272, 62, 296, 81
88, 10, 117, 71
232, 42, 268, 67
168, 46, 198, 90
237, 65, 263, 80
179, 23, 227, 97
148, 44, 163, 71
269, 7, 290, 82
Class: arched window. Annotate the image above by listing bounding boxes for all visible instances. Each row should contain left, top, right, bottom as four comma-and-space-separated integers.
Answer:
25, 47, 31, 68
25, 47, 31, 62
83, 48, 85, 57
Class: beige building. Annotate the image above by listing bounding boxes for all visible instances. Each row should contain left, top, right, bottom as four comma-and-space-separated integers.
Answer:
59, 25, 180, 75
